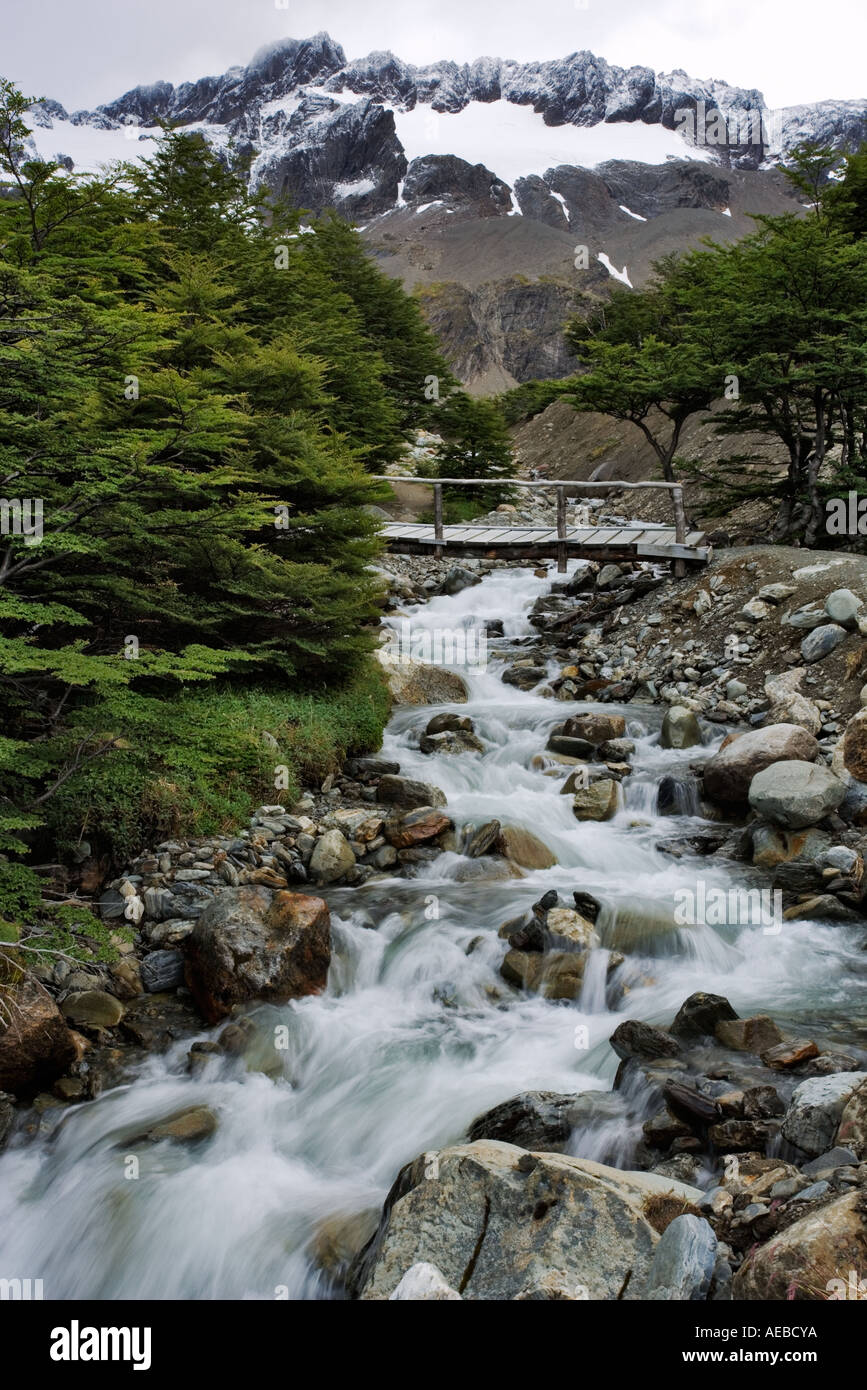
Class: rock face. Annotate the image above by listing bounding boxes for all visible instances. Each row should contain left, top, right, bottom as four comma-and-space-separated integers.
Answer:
702, 724, 819, 804
0, 977, 77, 1096
747, 760, 847, 829
349, 1140, 701, 1300
837, 1080, 867, 1159
184, 887, 331, 1023
763, 669, 822, 734
733, 1191, 867, 1300
571, 780, 619, 821
495, 826, 556, 869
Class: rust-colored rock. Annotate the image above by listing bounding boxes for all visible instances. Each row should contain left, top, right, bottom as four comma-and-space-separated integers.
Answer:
0, 977, 77, 1097
185, 886, 331, 1024
386, 813, 451, 849
761, 1039, 819, 1070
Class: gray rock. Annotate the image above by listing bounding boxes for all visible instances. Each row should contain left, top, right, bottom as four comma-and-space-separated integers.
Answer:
800, 623, 847, 663
349, 1140, 701, 1301
801, 1146, 859, 1174
661, 705, 702, 749
140, 949, 185, 993
61, 990, 124, 1029
377, 775, 447, 810
389, 1262, 462, 1300
781, 1072, 867, 1156
309, 828, 356, 883
824, 588, 863, 627
643, 1214, 718, 1300
436, 566, 481, 596
703, 724, 819, 804
748, 759, 847, 828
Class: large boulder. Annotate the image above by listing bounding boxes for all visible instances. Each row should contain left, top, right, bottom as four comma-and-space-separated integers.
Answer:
660, 707, 702, 750
747, 760, 847, 829
0, 977, 77, 1096
702, 724, 819, 805
349, 1140, 701, 1300
376, 649, 469, 705
781, 1072, 867, 1156
61, 990, 124, 1030
733, 1191, 867, 1299
185, 887, 331, 1024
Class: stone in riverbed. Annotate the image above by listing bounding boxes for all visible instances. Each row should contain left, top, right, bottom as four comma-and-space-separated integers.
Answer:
609, 1019, 681, 1061
781, 1072, 867, 1156
184, 886, 331, 1024
661, 706, 702, 749
643, 1214, 718, 1301
61, 990, 124, 1030
546, 734, 595, 758
349, 1140, 702, 1301
385, 810, 451, 849
419, 729, 484, 755
542, 908, 599, 952
702, 724, 819, 805
467, 1090, 623, 1152
144, 1104, 218, 1144
571, 780, 619, 821
309, 828, 356, 884
0, 978, 77, 1096
502, 664, 547, 690
424, 713, 474, 735
465, 819, 501, 858
761, 1039, 819, 1069
495, 825, 556, 869
840, 708, 867, 781
377, 775, 446, 810
670, 992, 738, 1042
763, 669, 822, 735
500, 949, 587, 999
715, 1016, 784, 1054
747, 760, 846, 829
559, 712, 626, 744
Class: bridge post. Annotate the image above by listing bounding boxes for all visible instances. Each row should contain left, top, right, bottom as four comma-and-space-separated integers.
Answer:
556, 486, 567, 573
672, 484, 687, 578
433, 482, 444, 559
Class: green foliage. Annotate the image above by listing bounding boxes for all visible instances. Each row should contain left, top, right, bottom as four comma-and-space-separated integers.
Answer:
435, 391, 517, 508
496, 378, 576, 427
0, 87, 416, 873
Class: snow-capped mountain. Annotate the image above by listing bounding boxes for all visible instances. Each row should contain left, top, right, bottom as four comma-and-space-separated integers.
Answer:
29, 32, 867, 218
24, 34, 867, 390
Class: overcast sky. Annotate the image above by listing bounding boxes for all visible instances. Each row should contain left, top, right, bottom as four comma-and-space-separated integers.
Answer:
5, 0, 864, 112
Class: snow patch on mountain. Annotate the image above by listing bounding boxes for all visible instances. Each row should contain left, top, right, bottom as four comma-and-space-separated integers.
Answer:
390, 100, 711, 186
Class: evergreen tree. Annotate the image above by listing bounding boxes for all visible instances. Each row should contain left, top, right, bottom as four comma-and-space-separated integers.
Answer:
435, 391, 516, 510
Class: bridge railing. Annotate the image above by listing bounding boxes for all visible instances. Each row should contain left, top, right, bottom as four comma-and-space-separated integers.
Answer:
372, 475, 689, 575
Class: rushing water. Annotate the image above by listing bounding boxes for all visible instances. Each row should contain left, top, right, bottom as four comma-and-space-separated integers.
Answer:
1, 562, 865, 1299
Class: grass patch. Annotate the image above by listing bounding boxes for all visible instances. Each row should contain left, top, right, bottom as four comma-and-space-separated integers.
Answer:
40, 661, 390, 867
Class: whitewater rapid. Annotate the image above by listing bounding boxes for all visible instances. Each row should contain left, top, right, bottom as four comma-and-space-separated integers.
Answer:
0, 562, 863, 1299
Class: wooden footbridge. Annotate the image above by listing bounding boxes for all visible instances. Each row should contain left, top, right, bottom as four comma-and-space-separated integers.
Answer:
374, 477, 710, 576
